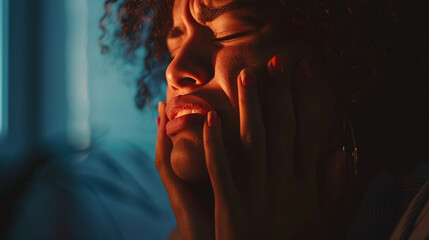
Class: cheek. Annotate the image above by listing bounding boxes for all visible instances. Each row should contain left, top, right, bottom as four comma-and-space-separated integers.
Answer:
214, 50, 242, 108
214, 41, 274, 107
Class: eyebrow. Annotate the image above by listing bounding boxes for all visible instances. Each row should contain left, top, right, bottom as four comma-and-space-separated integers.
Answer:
198, 0, 250, 22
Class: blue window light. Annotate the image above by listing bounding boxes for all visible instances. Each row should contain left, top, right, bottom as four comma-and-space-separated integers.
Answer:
0, 0, 9, 139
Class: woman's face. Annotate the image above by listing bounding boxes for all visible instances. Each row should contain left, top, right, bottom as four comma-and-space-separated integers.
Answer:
164, 0, 281, 182
164, 0, 322, 183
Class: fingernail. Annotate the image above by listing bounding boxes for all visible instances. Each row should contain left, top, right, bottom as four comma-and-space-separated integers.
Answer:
273, 55, 286, 74
158, 101, 165, 117
241, 68, 255, 88
157, 117, 160, 127
207, 111, 217, 128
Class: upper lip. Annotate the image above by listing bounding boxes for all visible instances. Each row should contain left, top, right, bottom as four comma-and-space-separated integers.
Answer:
166, 95, 214, 121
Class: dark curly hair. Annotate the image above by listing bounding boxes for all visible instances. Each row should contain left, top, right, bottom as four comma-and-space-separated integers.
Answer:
100, 0, 427, 111
99, 0, 172, 109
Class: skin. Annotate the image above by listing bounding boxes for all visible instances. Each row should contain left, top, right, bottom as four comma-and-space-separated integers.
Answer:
164, 0, 280, 183
155, 0, 350, 239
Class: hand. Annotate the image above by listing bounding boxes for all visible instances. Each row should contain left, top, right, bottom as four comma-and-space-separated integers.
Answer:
156, 66, 265, 240
156, 55, 347, 239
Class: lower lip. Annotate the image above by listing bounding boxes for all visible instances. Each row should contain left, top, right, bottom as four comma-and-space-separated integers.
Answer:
166, 114, 206, 136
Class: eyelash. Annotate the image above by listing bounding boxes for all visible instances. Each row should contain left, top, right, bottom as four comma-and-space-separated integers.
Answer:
168, 29, 256, 57
213, 30, 255, 42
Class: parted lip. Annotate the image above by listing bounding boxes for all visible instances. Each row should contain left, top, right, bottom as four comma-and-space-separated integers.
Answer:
166, 95, 214, 121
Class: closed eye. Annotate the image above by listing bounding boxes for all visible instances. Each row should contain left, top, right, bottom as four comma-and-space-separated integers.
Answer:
213, 30, 256, 42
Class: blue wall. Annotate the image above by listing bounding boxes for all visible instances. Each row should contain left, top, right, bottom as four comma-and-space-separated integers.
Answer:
0, 0, 175, 239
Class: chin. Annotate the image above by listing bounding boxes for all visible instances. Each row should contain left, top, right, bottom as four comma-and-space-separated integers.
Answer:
170, 132, 210, 183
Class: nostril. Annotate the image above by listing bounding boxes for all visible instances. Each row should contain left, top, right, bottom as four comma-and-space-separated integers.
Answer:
179, 77, 198, 86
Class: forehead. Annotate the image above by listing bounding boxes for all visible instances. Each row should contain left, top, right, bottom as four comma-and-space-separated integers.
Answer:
173, 0, 236, 11
171, 0, 250, 23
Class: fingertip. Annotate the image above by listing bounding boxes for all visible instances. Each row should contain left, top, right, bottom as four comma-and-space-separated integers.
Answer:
158, 101, 166, 118
268, 55, 290, 88
268, 54, 286, 75
157, 102, 168, 134
239, 68, 256, 88
207, 111, 218, 128
268, 58, 275, 74
158, 101, 162, 115
204, 111, 223, 147
155, 102, 172, 170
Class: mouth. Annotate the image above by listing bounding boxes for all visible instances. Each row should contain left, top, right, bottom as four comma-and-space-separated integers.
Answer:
165, 95, 214, 136
171, 105, 208, 120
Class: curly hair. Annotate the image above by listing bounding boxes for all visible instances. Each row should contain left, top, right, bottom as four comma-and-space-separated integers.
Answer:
100, 0, 427, 110
99, 0, 174, 109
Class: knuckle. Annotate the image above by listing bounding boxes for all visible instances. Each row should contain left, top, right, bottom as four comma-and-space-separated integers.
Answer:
240, 93, 258, 106
203, 137, 214, 146
206, 158, 228, 178
206, 159, 219, 175
240, 95, 253, 105
242, 131, 266, 148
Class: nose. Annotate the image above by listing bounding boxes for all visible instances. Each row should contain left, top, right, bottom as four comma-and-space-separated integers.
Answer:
165, 32, 214, 92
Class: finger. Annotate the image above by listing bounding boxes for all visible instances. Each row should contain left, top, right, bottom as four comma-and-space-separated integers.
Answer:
237, 68, 267, 197
204, 111, 238, 203
237, 69, 267, 232
204, 111, 243, 240
155, 101, 181, 196
265, 56, 299, 237
265, 55, 295, 189
155, 102, 173, 174
290, 59, 321, 185
155, 102, 213, 239
266, 57, 322, 238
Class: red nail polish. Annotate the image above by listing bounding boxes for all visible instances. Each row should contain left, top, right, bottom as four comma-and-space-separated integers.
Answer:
241, 69, 254, 87
208, 111, 217, 128
157, 117, 160, 127
273, 55, 286, 74
157, 102, 162, 115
